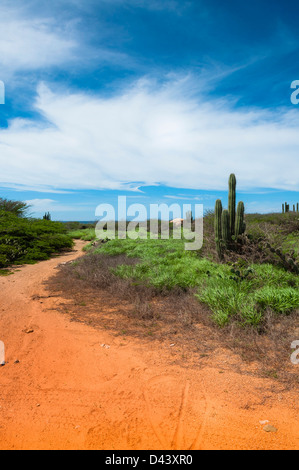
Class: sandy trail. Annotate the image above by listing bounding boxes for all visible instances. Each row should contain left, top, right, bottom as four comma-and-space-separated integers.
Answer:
0, 240, 298, 450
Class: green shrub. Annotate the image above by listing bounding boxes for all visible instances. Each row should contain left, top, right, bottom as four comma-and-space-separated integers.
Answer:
0, 198, 30, 217
0, 210, 73, 267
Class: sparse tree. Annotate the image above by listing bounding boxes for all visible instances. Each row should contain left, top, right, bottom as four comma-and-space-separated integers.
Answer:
0, 198, 30, 217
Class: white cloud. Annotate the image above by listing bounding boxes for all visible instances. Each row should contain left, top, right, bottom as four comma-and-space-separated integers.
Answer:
0, 3, 132, 77
25, 198, 56, 214
25, 198, 84, 214
25, 198, 56, 208
0, 183, 74, 194
0, 11, 77, 73
1, 78, 299, 192
164, 194, 218, 201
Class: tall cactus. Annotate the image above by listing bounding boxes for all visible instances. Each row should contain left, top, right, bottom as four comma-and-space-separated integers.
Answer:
221, 210, 230, 247
235, 201, 245, 236
215, 199, 223, 259
228, 173, 236, 236
214, 175, 245, 259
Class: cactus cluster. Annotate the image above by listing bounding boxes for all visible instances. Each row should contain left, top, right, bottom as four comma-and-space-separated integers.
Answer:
214, 174, 246, 259
282, 202, 299, 213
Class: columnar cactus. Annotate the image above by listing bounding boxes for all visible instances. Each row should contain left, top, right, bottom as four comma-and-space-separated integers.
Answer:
215, 199, 223, 259
235, 201, 246, 236
221, 210, 230, 247
214, 175, 246, 259
282, 202, 298, 213
228, 174, 236, 236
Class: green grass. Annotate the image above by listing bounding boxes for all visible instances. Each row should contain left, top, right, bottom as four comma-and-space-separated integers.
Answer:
68, 228, 96, 241
254, 286, 299, 314
91, 236, 299, 327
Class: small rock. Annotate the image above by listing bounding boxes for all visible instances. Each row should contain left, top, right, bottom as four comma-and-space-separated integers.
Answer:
23, 329, 34, 334
263, 424, 277, 433
14, 360, 20, 364
170, 343, 175, 347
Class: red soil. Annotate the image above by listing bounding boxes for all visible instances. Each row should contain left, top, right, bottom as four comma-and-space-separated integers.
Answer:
0, 240, 298, 450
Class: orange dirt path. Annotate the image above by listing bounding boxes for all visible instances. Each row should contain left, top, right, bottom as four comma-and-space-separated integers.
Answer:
0, 240, 298, 450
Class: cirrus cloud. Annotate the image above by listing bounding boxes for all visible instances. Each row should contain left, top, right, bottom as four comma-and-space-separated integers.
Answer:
0, 12, 77, 75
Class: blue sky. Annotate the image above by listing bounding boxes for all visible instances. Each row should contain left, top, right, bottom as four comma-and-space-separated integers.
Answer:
0, 0, 298, 220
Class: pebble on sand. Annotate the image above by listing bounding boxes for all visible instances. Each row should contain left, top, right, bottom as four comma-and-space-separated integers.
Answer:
263, 424, 278, 433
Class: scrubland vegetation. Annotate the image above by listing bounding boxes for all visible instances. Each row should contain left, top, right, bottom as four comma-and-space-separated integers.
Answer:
1, 189, 298, 331
65, 175, 298, 330
66, 210, 299, 329
0, 198, 73, 269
